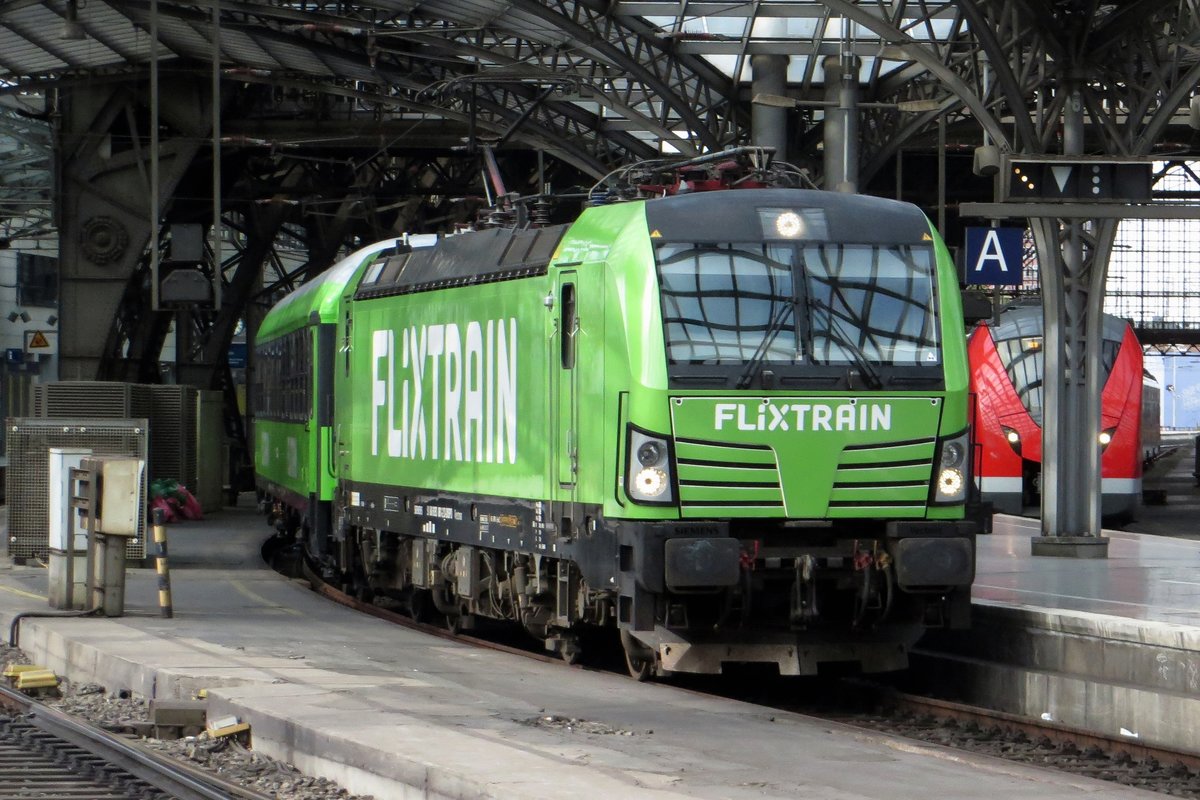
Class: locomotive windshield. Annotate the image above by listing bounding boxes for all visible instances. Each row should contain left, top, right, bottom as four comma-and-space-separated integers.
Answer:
656, 241, 940, 374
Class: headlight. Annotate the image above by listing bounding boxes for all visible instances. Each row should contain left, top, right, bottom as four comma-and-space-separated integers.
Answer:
1098, 428, 1115, 449
634, 467, 669, 497
938, 468, 964, 496
637, 441, 663, 466
1001, 425, 1021, 455
932, 430, 970, 505
775, 211, 803, 237
627, 427, 674, 505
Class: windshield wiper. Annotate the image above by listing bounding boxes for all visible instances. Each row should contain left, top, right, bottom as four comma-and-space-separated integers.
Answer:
810, 302, 884, 390
735, 300, 795, 389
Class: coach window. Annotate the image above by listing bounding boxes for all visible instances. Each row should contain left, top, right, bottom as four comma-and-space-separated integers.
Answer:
561, 283, 577, 369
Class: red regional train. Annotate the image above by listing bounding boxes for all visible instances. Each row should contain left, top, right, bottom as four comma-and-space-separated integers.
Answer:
968, 302, 1157, 523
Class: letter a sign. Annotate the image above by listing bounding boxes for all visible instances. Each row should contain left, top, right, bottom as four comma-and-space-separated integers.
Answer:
965, 226, 1024, 286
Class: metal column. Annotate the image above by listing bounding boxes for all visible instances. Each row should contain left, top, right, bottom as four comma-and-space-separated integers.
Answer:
751, 54, 789, 163
1031, 87, 1112, 558
822, 55, 860, 193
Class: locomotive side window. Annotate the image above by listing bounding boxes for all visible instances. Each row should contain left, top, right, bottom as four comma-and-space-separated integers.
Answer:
561, 282, 577, 369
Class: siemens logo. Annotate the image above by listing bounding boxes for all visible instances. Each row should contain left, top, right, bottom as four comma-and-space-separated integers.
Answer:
714, 402, 892, 432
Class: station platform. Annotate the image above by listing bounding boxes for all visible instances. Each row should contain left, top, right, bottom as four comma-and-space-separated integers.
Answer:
919, 437, 1200, 753
0, 499, 1166, 800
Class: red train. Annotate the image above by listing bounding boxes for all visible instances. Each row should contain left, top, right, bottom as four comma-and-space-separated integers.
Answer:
968, 302, 1157, 522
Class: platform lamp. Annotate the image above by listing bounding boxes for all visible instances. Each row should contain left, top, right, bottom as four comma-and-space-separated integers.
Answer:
6, 310, 30, 323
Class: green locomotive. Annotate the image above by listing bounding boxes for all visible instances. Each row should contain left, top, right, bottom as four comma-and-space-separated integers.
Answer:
255, 184, 986, 678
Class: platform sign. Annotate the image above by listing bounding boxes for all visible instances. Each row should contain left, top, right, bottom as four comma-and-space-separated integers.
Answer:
1003, 158, 1152, 202
964, 227, 1024, 286
227, 342, 247, 369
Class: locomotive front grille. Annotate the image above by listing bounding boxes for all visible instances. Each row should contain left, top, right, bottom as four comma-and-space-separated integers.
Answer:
828, 437, 936, 515
675, 438, 784, 517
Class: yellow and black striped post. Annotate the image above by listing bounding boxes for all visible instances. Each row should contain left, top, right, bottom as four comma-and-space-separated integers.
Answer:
151, 507, 173, 619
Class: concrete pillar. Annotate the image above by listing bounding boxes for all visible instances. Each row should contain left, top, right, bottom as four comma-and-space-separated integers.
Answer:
822, 55, 861, 193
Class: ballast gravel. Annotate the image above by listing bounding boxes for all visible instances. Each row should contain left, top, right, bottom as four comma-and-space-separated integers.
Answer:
0, 642, 374, 800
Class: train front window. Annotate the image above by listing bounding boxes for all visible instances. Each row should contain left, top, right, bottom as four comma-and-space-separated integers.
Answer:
656, 242, 940, 369
801, 244, 940, 367
994, 334, 1121, 423
657, 243, 799, 364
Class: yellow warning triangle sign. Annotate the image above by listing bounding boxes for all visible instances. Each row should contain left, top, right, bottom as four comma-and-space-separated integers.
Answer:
28, 331, 49, 348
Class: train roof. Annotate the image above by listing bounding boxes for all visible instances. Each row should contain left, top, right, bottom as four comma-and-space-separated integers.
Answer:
642, 188, 934, 245
258, 238, 409, 341
355, 225, 569, 299
985, 303, 1132, 345
352, 189, 939, 301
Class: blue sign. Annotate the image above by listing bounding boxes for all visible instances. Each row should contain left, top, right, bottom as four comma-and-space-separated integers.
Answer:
964, 226, 1024, 286
227, 342, 247, 369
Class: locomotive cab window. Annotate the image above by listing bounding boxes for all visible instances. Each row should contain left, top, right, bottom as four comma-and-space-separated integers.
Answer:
655, 240, 941, 383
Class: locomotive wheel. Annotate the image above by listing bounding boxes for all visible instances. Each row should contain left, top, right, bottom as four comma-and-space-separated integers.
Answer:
620, 630, 656, 681
406, 588, 432, 622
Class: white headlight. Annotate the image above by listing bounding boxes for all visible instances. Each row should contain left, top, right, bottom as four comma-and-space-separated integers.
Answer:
775, 211, 803, 237
938, 467, 964, 497
1098, 430, 1113, 446
635, 467, 669, 497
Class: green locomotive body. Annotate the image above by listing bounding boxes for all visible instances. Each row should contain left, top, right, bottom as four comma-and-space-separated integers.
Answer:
258, 188, 986, 677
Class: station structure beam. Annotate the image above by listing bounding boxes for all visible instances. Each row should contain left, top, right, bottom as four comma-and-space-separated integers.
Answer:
55, 77, 209, 382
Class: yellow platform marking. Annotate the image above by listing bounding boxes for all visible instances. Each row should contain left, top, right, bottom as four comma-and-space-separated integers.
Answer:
227, 580, 302, 615
0, 585, 47, 601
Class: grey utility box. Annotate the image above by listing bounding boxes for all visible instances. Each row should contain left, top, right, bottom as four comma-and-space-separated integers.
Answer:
79, 456, 145, 617
47, 447, 92, 609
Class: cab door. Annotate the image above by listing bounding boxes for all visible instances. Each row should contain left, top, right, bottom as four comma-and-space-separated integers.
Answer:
552, 271, 579, 496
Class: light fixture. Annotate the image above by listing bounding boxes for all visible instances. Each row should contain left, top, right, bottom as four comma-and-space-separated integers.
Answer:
7, 310, 30, 323
47, 314, 58, 326
61, 0, 85, 40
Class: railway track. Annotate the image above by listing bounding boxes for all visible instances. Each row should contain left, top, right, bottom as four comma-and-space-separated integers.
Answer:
0, 683, 273, 800
826, 685, 1200, 796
